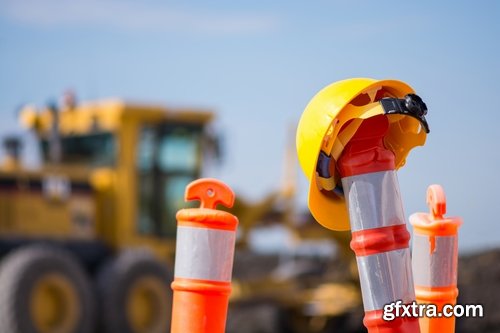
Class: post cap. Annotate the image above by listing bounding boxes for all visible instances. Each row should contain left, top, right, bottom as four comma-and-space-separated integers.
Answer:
185, 178, 235, 210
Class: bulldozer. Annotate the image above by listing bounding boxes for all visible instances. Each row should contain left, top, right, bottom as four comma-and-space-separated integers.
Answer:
0, 93, 218, 333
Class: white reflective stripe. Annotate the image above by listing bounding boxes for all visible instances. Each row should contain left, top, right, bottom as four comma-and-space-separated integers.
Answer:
357, 249, 416, 311
174, 226, 235, 282
341, 171, 405, 232
412, 234, 458, 287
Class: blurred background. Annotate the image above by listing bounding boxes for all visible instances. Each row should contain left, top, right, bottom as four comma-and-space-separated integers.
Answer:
0, 1, 499, 333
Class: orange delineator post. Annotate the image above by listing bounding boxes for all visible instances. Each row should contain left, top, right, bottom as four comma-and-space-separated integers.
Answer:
170, 178, 238, 333
410, 185, 462, 333
338, 115, 420, 333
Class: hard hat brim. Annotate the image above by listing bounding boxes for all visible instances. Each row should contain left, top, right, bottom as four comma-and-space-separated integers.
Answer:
308, 182, 351, 231
302, 79, 416, 231
307, 102, 388, 231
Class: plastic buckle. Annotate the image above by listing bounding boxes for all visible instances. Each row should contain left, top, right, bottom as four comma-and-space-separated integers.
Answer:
316, 151, 344, 196
379, 94, 430, 133
316, 151, 332, 178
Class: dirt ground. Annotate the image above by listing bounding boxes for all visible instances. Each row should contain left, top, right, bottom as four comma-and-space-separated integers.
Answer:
226, 248, 500, 333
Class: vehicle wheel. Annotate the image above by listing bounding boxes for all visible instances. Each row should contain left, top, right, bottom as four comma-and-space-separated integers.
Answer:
0, 244, 96, 333
98, 250, 173, 333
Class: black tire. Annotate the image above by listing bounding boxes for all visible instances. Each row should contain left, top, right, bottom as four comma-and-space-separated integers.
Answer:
0, 244, 96, 333
97, 249, 173, 333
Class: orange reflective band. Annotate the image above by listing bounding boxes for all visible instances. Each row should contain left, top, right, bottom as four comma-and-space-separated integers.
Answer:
171, 278, 231, 295
411, 215, 461, 236
350, 224, 410, 256
171, 278, 232, 333
414, 285, 458, 303
364, 308, 420, 333
415, 285, 458, 333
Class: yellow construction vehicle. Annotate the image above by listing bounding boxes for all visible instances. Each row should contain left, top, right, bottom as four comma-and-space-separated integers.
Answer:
0, 94, 217, 333
0, 93, 361, 333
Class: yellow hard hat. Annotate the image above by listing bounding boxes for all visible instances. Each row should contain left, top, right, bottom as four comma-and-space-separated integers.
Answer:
296, 78, 429, 231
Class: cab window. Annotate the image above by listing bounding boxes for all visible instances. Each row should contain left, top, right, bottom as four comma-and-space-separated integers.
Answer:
41, 132, 115, 166
136, 124, 203, 238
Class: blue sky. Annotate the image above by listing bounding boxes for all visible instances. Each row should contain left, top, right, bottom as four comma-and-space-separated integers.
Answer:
1, 0, 499, 252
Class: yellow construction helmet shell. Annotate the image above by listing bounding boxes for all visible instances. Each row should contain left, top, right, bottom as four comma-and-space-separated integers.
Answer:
296, 78, 427, 231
